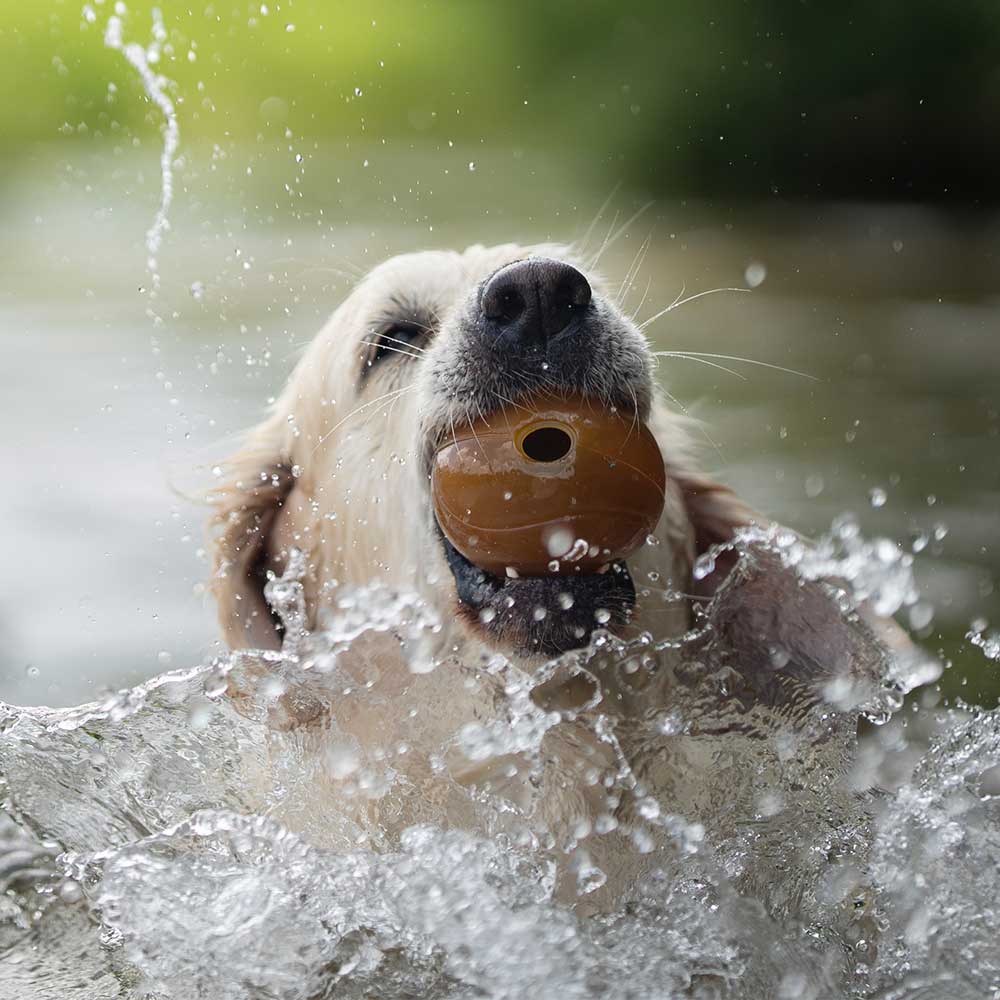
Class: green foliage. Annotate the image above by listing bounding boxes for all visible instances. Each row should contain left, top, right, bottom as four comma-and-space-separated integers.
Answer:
3, 0, 999, 199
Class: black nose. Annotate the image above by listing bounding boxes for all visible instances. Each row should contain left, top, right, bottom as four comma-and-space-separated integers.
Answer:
480, 259, 592, 348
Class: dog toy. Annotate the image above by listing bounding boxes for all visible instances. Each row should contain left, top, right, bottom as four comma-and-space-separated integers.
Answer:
432, 395, 665, 576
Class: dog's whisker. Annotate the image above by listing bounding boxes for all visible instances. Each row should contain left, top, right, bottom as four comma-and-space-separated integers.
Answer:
659, 385, 726, 463
587, 210, 620, 271
630, 276, 653, 323
658, 385, 690, 418
653, 351, 817, 381
590, 201, 656, 271
617, 239, 645, 303
491, 390, 532, 413
577, 181, 623, 259
359, 340, 424, 362
263, 257, 365, 282
311, 385, 416, 456
375, 333, 428, 353
639, 287, 751, 331
617, 234, 652, 306
624, 383, 640, 444
464, 401, 491, 464
654, 353, 748, 381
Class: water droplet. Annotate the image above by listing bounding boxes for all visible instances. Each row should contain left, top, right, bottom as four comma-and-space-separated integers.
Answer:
655, 711, 681, 735
805, 474, 825, 498
909, 602, 934, 630
637, 797, 660, 820
594, 813, 618, 834
187, 700, 213, 730
869, 487, 887, 508
759, 790, 785, 817
744, 260, 767, 287
544, 527, 574, 559
575, 856, 607, 894
325, 743, 360, 779
262, 676, 286, 700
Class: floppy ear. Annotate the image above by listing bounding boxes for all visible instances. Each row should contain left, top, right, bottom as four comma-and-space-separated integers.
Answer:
207, 301, 353, 649
670, 469, 763, 601
207, 414, 295, 650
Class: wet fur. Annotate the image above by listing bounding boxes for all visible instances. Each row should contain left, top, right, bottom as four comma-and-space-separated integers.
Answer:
207, 243, 755, 655
205, 244, 917, 925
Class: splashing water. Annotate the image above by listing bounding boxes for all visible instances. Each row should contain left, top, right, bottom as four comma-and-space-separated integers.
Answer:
968, 621, 1000, 662
1, 522, 998, 999
97, 4, 179, 287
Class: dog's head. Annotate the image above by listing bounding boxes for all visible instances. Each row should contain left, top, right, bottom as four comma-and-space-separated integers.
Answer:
209, 244, 756, 655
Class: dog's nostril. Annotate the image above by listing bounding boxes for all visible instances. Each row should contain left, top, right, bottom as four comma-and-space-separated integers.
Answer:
480, 258, 591, 345
555, 270, 592, 312
520, 425, 573, 463
484, 285, 525, 324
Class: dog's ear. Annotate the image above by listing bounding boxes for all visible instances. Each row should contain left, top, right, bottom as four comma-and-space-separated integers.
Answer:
207, 307, 349, 649
207, 418, 295, 650
671, 469, 763, 601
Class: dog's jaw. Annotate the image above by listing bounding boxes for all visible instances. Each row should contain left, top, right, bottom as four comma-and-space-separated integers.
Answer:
438, 531, 637, 656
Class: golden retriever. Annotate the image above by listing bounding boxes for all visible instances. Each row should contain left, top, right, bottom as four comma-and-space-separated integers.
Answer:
208, 243, 754, 655
206, 244, 898, 919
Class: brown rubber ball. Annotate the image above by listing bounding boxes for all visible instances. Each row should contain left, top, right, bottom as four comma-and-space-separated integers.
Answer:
432, 395, 666, 576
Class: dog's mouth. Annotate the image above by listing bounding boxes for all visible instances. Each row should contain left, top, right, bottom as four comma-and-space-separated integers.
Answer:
424, 386, 663, 657
437, 529, 636, 656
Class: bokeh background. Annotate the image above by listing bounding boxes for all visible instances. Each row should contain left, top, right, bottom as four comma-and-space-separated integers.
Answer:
2, 0, 998, 706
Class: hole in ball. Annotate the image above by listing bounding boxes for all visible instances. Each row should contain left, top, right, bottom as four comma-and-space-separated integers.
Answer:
521, 426, 573, 463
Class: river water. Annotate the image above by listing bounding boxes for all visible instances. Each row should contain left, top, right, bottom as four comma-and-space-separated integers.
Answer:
1, 135, 999, 996
1, 155, 997, 706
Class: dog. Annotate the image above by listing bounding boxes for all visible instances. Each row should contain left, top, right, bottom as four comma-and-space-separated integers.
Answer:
206, 244, 900, 925
209, 243, 755, 655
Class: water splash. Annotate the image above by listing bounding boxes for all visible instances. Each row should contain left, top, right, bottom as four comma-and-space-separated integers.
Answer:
1, 523, 997, 998
98, 4, 179, 287
967, 620, 1000, 661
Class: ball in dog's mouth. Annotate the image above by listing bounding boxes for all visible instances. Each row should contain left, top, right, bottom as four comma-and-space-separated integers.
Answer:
430, 394, 664, 655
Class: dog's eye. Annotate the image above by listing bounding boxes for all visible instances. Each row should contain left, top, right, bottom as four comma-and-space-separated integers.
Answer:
364, 323, 428, 370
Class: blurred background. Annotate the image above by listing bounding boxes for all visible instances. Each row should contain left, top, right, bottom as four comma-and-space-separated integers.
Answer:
1, 0, 998, 706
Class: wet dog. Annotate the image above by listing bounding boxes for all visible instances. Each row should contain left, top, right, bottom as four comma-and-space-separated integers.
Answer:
208, 244, 756, 657
207, 245, 906, 926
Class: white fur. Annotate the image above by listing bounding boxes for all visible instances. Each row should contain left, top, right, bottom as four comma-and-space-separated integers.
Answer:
208, 243, 752, 654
